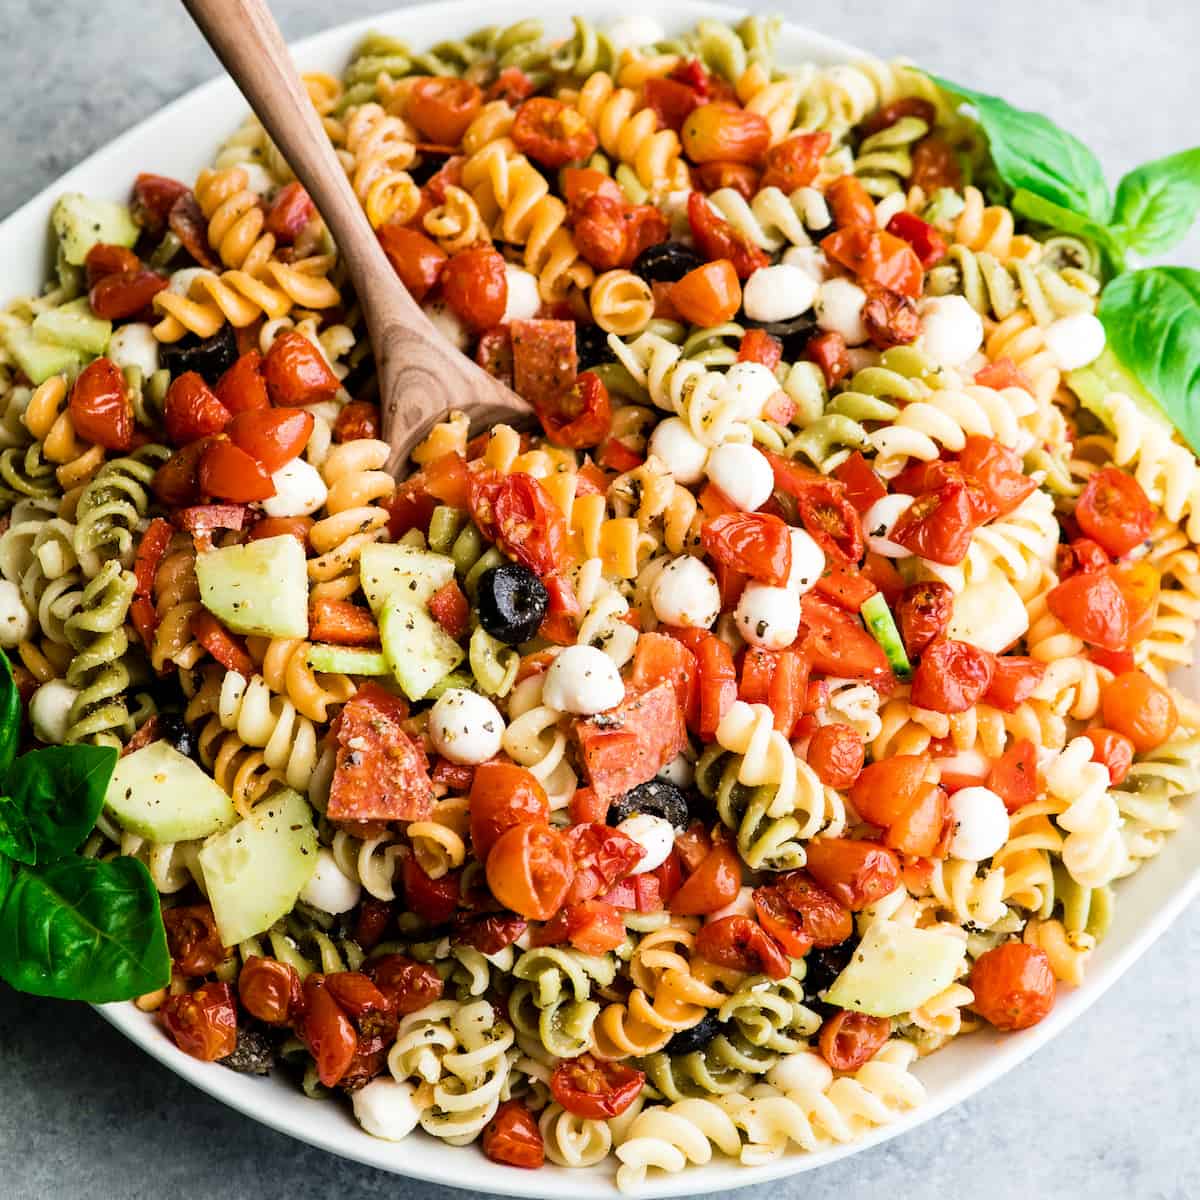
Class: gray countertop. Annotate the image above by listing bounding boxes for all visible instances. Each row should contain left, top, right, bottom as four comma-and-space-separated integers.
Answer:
1, 1, 1198, 1196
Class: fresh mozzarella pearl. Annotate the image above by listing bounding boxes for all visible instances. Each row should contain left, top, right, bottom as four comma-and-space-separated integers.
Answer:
863, 493, 915, 558
261, 456, 328, 518
767, 1051, 834, 1093
815, 277, 869, 346
543, 644, 625, 715
948, 786, 1010, 861
0, 580, 33, 647
617, 813, 676, 874
920, 295, 984, 367
604, 15, 666, 52
167, 267, 207, 297
719, 361, 781, 421
735, 582, 802, 649
299, 847, 361, 914
650, 556, 721, 628
786, 528, 826, 594
502, 265, 540, 323
782, 244, 831, 283
705, 885, 756, 923
107, 323, 160, 378
1044, 312, 1106, 371
742, 264, 818, 323
29, 680, 79, 745
428, 688, 505, 765
648, 417, 708, 485
423, 298, 469, 351
240, 163, 276, 198
658, 752, 695, 788
352, 1078, 423, 1141
946, 576, 1028, 654
705, 442, 773, 511
512, 926, 533, 951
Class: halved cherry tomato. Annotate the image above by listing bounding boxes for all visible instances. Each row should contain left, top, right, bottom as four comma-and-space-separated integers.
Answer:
300, 975, 358, 1086
453, 912, 528, 955
190, 610, 255, 675
632, 632, 698, 730
804, 838, 900, 911
885, 782, 947, 856
958, 436, 1037, 520
761, 131, 831, 192
228, 407, 313, 472
470, 763, 549, 861
563, 823, 644, 906
441, 246, 509, 330
85, 242, 141, 285
983, 656, 1046, 712
132, 172, 190, 234
550, 1055, 644, 1119
1075, 466, 1154, 557
752, 885, 814, 957
682, 103, 770, 164
852, 755, 930, 828
666, 627, 737, 740
354, 899, 395, 951
198, 438, 274, 502
333, 399, 381, 442
561, 167, 623, 214
215, 351, 270, 414
264, 181, 315, 243
407, 76, 482, 145
776, 872, 855, 946
163, 904, 227, 976
826, 175, 877, 229
819, 1011, 890, 1070
862, 284, 921, 350
670, 258, 741, 325
483, 1100, 545, 1169
911, 638, 995, 714
808, 723, 866, 789
885, 210, 948, 269
427, 579, 469, 639
621, 204, 671, 267
68, 357, 133, 450
969, 943, 1055, 1031
695, 914, 790, 979
1047, 562, 1158, 653
164, 372, 232, 445
1101, 670, 1178, 751
833, 451, 886, 514
574, 194, 628, 271
910, 135, 963, 192
643, 76, 703, 131
486, 822, 573, 920
238, 956, 304, 1025
686, 192, 769, 279
161, 982, 238, 1062
701, 511, 793, 586
263, 330, 341, 406
487, 66, 536, 106
891, 479, 981, 566
490, 473, 570, 575
694, 161, 761, 199
535, 370, 612, 448
669, 840, 741, 915
988, 737, 1038, 812
152, 438, 210, 505
538, 572, 581, 645
821, 225, 923, 298
369, 953, 445, 1014
1057, 537, 1111, 580
168, 190, 219, 269
896, 581, 953, 658
512, 96, 597, 167
674, 821, 713, 874
799, 594, 892, 685
401, 856, 460, 924
377, 224, 447, 302
89, 268, 168, 320
1081, 728, 1135, 786
325, 971, 391, 1024
791, 477, 864, 565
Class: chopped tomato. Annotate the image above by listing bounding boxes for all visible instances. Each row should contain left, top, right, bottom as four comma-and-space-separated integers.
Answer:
776, 871, 855, 945
1082, 728, 1136, 786
551, 1055, 644, 1119
621, 204, 670, 267
453, 912, 528, 955
969, 943, 1055, 1031
974, 358, 1031, 392
738, 647, 807, 738
263, 330, 341, 406
821, 225, 923, 297
486, 473, 569, 576
885, 211, 948, 269
1057, 537, 1111, 579
737, 328, 783, 369
988, 738, 1038, 812
563, 823, 644, 906
957, 436, 1037, 520
131, 172, 189, 234
808, 723, 866, 789
69, 357, 133, 450
694, 161, 761, 199
1075, 466, 1154, 557
670, 258, 742, 325
569, 786, 608, 826
238, 956, 303, 1025
642, 76, 703, 131
632, 632, 698, 729
695, 915, 790, 979
401, 856, 460, 924
486, 66, 536, 106
510, 318, 578, 410
535, 898, 627, 954
819, 1011, 890, 1071
885, 782, 947, 857
669, 840, 741, 915
983, 656, 1046, 712
482, 1100, 545, 1169
369, 953, 446, 1013
537, 573, 581, 645
407, 76, 482, 145
897, 581, 953, 658
535, 370, 612, 449
573, 194, 628, 272
299, 976, 358, 1086
852, 755, 930, 828
760, 131, 831, 192
804, 838, 900, 910
85, 242, 140, 285
308, 596, 379, 646
891, 479, 981, 566
264, 181, 315, 244
512, 96, 597, 168
190, 610, 255, 675
215, 351, 270, 414
910, 135, 963, 192
825, 175, 877, 229
681, 103, 770, 165
911, 638, 995, 714
666, 627, 737, 740
486, 822, 573, 920
813, 563, 877, 611
1101, 670, 1178, 752
152, 439, 210, 506
833, 451, 886, 514
803, 330, 852, 390
228, 407, 313, 472
686, 192, 768, 279
161, 982, 237, 1062
469, 762, 549, 861
377, 224, 447, 302
799, 594, 892, 686
427, 579, 469, 639
89, 269, 168, 320
701, 511, 792, 586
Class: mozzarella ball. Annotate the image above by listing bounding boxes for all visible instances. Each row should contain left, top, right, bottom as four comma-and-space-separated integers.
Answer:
705, 885, 757, 923
658, 752, 695, 788
735, 582, 802, 649
352, 1078, 423, 1141
948, 786, 1011, 861
863, 493, 916, 558
782, 244, 832, 283
0, 580, 33, 647
261, 456, 327, 518
542, 644, 625, 715
107, 323, 160, 378
705, 442, 774, 512
648, 417, 708, 485
240, 163, 277, 198
767, 1051, 834, 1094
815, 277, 869, 346
786, 528, 826, 594
920, 295, 984, 367
1044, 312, 1106, 371
617, 813, 676, 874
423, 298, 470, 351
299, 847, 361, 914
742, 264, 818, 323
719, 361, 782, 421
604, 15, 666, 52
29, 680, 79, 745
166, 267, 207, 297
650, 556, 721, 628
502, 264, 541, 323
428, 688, 505, 765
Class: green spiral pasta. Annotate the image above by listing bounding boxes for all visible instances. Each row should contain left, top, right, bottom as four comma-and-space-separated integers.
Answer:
549, 16, 616, 78
853, 114, 930, 196
718, 963, 822, 1053
509, 945, 615, 1058
72, 443, 169, 577
428, 506, 506, 597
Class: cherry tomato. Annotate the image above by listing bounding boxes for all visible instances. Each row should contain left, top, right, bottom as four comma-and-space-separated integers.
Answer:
620, 205, 670, 267
911, 638, 995, 715
668, 840, 741, 915
89, 268, 168, 320
190, 610, 256, 675
573, 194, 628, 272
512, 96, 598, 168
804, 838, 900, 911
1101, 670, 1178, 751
752, 884, 814, 956
761, 131, 831, 192
369, 953, 445, 1014
851, 755, 929, 828
249, 515, 312, 547
818, 1010, 890, 1070
354, 899, 395, 951
534, 370, 612, 449
535, 898, 627, 954
682, 102, 770, 164
833, 451, 887, 514
408, 76, 482, 145
486, 822, 573, 920
563, 823, 644, 906
737, 328, 783, 369
1047, 566, 1141, 652
551, 1054, 644, 1119
885, 211, 948, 269
891, 479, 980, 566
896, 581, 953, 658
85, 242, 141, 286
441, 246, 508, 331
263, 330, 341, 406
807, 723, 866, 789
910, 135, 963, 192
666, 627, 737, 740
487, 66, 536, 106
132, 172, 190, 234
696, 914, 791, 979
1057, 537, 1111, 579
670, 258, 742, 326
401, 856, 461, 924
152, 439, 207, 505
860, 551, 906, 606
804, 330, 852, 389
163, 903, 227, 977
68, 356, 133, 450
642, 76, 703, 132
885, 782, 947, 857
561, 167, 623, 215
238, 955, 304, 1025
228, 407, 313, 472
164, 372, 233, 445
198, 437, 274, 502
299, 975, 358, 1086
482, 1100, 545, 1169
1080, 727, 1135, 787
377, 224, 447, 302
826, 175, 877, 229
308, 596, 380, 646
988, 737, 1038, 812
333, 399, 381, 442
215, 351, 269, 414
161, 981, 238, 1062
799, 594, 892, 685
1075, 466, 1154, 557
969, 943, 1055, 1031
452, 912, 528, 955
694, 161, 761, 199
795, 478, 864, 565
701, 511, 793, 587
324, 972, 391, 1027
264, 181, 315, 243
957, 436, 1037, 520
862, 284, 921, 350
983, 656, 1046, 712
491, 472, 570, 575
821, 225, 923, 298
776, 871, 855, 946
686, 192, 768, 279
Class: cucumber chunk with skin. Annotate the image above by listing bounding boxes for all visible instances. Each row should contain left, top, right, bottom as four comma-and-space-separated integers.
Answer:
105, 741, 237, 842
305, 644, 389, 675
380, 596, 464, 701
33, 297, 111, 355
3, 327, 85, 385
195, 534, 308, 638
360, 543, 455, 613
52, 192, 139, 265
861, 592, 911, 678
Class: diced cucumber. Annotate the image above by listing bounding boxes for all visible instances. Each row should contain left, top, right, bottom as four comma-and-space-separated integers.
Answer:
360, 543, 455, 614
860, 592, 911, 679
1067, 346, 1169, 434
379, 596, 464, 701
197, 789, 318, 946
52, 192, 139, 266
34, 297, 111, 355
305, 644, 389, 675
195, 534, 308, 639
2, 326, 85, 385
824, 922, 964, 1017
105, 741, 238, 842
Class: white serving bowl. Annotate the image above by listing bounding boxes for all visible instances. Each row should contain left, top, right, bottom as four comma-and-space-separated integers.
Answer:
2, 1, 1193, 1194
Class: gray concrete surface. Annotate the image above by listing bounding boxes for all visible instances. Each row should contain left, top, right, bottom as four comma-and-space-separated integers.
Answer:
1, 1, 1198, 1197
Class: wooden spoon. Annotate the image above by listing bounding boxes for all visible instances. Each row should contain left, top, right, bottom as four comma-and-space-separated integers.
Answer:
181, 0, 530, 474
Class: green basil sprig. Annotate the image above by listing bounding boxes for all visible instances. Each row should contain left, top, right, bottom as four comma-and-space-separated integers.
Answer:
0, 650, 169, 1003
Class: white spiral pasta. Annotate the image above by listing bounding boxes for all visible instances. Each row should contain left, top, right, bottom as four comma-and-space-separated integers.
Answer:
502, 672, 578, 810
331, 827, 406, 901
539, 1103, 614, 1167
1043, 738, 1130, 888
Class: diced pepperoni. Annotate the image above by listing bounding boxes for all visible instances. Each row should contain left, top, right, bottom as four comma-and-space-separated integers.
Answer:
510, 319, 578, 410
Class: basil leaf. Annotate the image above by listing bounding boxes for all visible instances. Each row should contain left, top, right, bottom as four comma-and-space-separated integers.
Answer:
0, 855, 169, 1002
0, 649, 20, 783
1111, 148, 1200, 257
1, 745, 117, 864
1010, 189, 1126, 276
1098, 267, 1200, 455
930, 74, 1110, 220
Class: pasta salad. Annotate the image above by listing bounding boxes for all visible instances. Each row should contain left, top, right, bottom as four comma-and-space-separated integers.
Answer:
1, 10, 1199, 1190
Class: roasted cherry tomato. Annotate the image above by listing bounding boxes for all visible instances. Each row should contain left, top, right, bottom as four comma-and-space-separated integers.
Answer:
700, 511, 793, 586
1075, 466, 1154, 557
407, 76, 482, 145
486, 66, 536, 106
752, 884, 815, 957
68, 356, 133, 450
573, 194, 628, 272
891, 479, 981, 566
969, 943, 1055, 1031
453, 912, 529, 956
861, 97, 937, 135
669, 839, 742, 915
737, 328, 783, 369
377, 224, 447, 302
807, 723, 866, 789
686, 192, 768, 279
670, 258, 741, 325
983, 656, 1046, 712
897, 581, 953, 658
198, 437, 274, 502
910, 135, 963, 193
324, 971, 391, 1026
561, 167, 624, 214
563, 823, 645, 906
682, 102, 770, 164
491, 472, 570, 576
469, 762, 550, 861
441, 246, 509, 331
482, 1100, 545, 1169
760, 131, 831, 192
263, 330, 341, 406
228, 407, 313, 473
550, 1054, 644, 1119
776, 871, 855, 946
333, 399, 381, 443
264, 181, 315, 243
401, 856, 460, 924
642, 76, 703, 132
695, 914, 791, 979
1101, 670, 1178, 752
486, 822, 574, 920
512, 96, 598, 168
694, 161, 761, 199
534, 370, 612, 448
1082, 728, 1136, 786
354, 898, 395, 951
535, 898, 627, 954
819, 1011, 890, 1070
862, 284, 921, 350
795, 478, 864, 565
215, 351, 270, 414
804, 838, 900, 911
369, 954, 445, 1014
621, 205, 671, 267
1047, 562, 1159, 653
821, 225, 923, 297
153, 438, 209, 506
89, 268, 168, 320
911, 638, 995, 714
163, 904, 227, 977
957, 436, 1037, 520
988, 737, 1038, 812
84, 242, 140, 285
851, 755, 930, 828
826, 175, 877, 229
160, 981, 238, 1062
238, 955, 304, 1025
164, 371, 233, 445
299, 975, 358, 1087
132, 172, 190, 234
